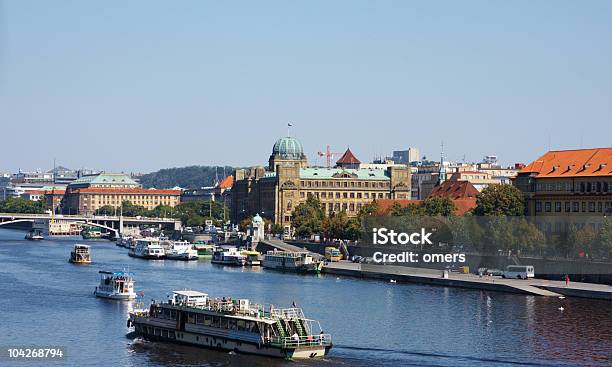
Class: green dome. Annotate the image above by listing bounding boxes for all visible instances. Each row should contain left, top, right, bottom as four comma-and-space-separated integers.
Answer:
272, 136, 304, 159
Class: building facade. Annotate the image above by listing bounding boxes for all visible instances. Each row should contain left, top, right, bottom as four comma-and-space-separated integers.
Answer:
231, 136, 411, 229
61, 173, 181, 215
513, 148, 612, 217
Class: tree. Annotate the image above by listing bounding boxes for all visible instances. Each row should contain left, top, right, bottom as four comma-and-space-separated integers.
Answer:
596, 219, 612, 259
390, 202, 423, 217
292, 196, 324, 238
323, 211, 349, 240
95, 205, 116, 216
473, 184, 525, 216
0, 197, 47, 214
421, 197, 456, 216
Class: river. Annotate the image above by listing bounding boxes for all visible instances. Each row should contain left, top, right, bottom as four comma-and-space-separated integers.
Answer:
0, 228, 610, 367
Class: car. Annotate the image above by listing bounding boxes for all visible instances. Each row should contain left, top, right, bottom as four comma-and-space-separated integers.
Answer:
485, 268, 504, 276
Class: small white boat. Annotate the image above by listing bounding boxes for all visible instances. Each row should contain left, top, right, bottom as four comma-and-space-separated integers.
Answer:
25, 229, 44, 240
94, 271, 136, 300
129, 238, 165, 259
212, 247, 247, 266
69, 244, 91, 264
164, 241, 199, 261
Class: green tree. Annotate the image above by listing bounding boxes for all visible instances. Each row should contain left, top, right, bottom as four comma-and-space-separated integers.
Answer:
390, 202, 424, 216
94, 205, 116, 216
421, 197, 456, 216
473, 184, 525, 216
596, 219, 612, 259
292, 196, 324, 238
0, 197, 47, 214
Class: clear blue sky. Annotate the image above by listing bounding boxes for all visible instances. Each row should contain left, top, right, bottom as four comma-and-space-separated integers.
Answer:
1, 1, 611, 173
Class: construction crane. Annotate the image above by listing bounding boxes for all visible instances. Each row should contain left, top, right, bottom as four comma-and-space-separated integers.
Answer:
317, 145, 343, 168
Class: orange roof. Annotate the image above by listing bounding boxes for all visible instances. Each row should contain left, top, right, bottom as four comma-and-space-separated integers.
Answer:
71, 188, 181, 195
44, 189, 66, 195
218, 175, 234, 189
336, 148, 361, 165
429, 180, 479, 200
519, 148, 612, 178
375, 197, 476, 216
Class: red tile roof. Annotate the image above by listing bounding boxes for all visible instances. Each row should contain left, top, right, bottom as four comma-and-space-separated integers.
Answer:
71, 188, 181, 195
375, 197, 476, 216
336, 148, 361, 165
519, 148, 612, 178
429, 180, 479, 200
218, 175, 234, 189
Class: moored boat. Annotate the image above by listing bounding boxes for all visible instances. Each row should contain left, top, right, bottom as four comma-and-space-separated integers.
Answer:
127, 290, 332, 359
94, 271, 136, 300
241, 250, 262, 266
69, 244, 91, 264
262, 251, 323, 274
129, 238, 165, 259
211, 247, 246, 266
165, 240, 199, 261
193, 243, 215, 259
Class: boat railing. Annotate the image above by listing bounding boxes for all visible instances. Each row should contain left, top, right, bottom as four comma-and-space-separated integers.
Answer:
270, 334, 332, 348
270, 307, 305, 320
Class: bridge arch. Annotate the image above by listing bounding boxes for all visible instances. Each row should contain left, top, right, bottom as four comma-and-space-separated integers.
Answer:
0, 219, 35, 227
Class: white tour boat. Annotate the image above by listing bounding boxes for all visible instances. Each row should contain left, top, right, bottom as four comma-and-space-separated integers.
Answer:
262, 251, 323, 274
211, 247, 247, 266
94, 271, 136, 300
165, 241, 199, 261
129, 238, 165, 259
128, 290, 332, 359
69, 244, 91, 264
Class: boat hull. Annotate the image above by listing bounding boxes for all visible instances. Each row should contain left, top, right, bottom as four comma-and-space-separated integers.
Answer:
131, 323, 330, 359
95, 291, 136, 300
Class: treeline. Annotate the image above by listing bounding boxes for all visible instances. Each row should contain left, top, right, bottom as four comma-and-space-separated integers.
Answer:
95, 200, 229, 227
138, 166, 234, 189
0, 197, 47, 214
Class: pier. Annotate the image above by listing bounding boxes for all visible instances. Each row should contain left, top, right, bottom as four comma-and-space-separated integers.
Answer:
323, 262, 612, 300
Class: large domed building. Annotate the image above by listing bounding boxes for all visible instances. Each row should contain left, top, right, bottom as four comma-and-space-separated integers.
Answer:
232, 135, 411, 230
268, 136, 308, 170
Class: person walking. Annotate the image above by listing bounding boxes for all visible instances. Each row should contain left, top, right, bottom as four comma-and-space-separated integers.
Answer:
565, 274, 570, 287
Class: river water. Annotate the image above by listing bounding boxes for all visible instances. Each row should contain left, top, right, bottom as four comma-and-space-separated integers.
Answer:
0, 228, 610, 367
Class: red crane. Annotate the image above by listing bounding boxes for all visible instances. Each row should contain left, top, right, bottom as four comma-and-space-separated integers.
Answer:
317, 145, 343, 168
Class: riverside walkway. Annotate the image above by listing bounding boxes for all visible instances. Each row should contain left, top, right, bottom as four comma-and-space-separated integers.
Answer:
323, 262, 612, 300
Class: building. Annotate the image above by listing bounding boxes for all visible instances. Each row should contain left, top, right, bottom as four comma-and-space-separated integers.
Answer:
61, 173, 181, 215
231, 136, 411, 229
391, 147, 420, 164
514, 148, 612, 217
448, 171, 498, 191
181, 175, 233, 204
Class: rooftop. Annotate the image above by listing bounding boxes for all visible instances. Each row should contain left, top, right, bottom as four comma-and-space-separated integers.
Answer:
336, 148, 361, 165
519, 148, 612, 178
299, 167, 389, 180
69, 173, 140, 187
429, 180, 479, 200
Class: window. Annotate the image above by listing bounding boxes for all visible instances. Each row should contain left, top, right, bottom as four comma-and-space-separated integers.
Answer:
573, 202, 579, 212
535, 201, 542, 212
545, 202, 551, 212
582, 202, 587, 212
597, 202, 603, 212
555, 202, 561, 212
589, 202, 595, 212
565, 202, 571, 212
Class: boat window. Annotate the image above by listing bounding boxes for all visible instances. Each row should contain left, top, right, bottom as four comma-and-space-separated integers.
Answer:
204, 315, 212, 326
196, 314, 205, 324
220, 317, 229, 329
162, 330, 169, 338
237, 320, 246, 331
229, 319, 237, 330
188, 313, 196, 324
154, 328, 161, 336
212, 316, 220, 328
169, 331, 175, 339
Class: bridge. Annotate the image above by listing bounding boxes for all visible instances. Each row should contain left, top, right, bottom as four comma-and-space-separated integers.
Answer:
0, 213, 182, 236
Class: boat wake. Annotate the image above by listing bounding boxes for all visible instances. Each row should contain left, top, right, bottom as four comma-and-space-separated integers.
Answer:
333, 345, 556, 367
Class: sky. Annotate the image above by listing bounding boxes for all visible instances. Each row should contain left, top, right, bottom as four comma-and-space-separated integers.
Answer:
1, 1, 611, 173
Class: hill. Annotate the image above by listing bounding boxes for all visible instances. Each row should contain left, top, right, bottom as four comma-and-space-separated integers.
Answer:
138, 166, 233, 189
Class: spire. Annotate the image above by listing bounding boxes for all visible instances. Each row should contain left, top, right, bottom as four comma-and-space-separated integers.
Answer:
438, 141, 446, 184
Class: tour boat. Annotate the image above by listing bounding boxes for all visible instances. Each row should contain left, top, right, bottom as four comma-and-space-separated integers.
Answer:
82, 228, 102, 239
24, 229, 44, 240
127, 290, 332, 359
165, 241, 199, 261
69, 244, 91, 264
193, 243, 216, 259
241, 250, 262, 266
211, 247, 246, 266
94, 271, 136, 300
262, 251, 323, 274
129, 238, 165, 259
